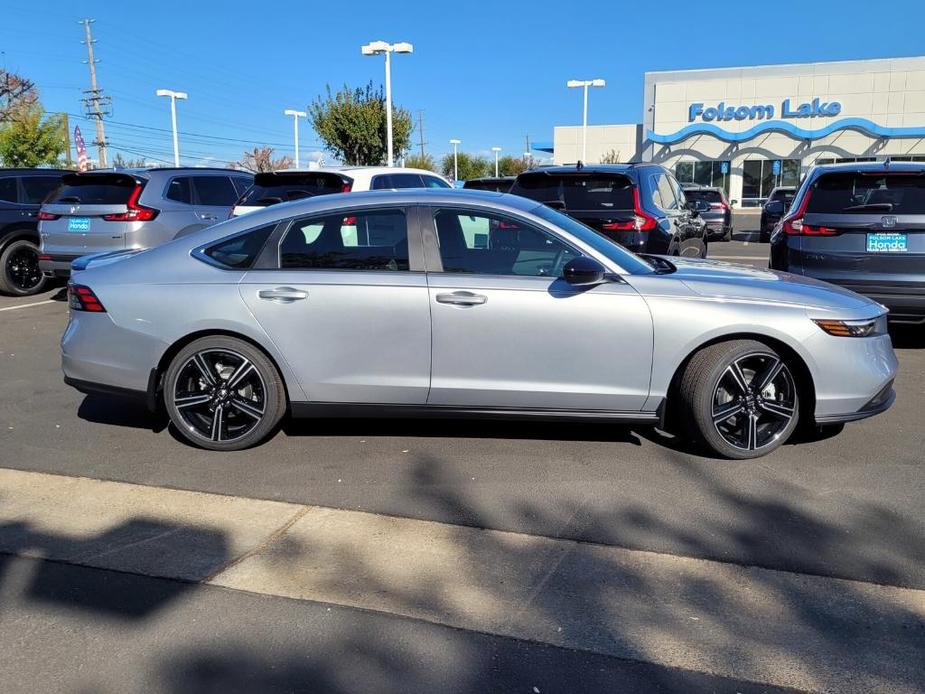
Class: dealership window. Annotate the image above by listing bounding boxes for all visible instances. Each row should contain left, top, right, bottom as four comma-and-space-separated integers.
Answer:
814, 157, 877, 165
674, 160, 730, 194
741, 159, 801, 206
889, 155, 925, 162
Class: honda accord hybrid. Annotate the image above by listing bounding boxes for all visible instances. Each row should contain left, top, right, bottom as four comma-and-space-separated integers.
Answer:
61, 189, 897, 459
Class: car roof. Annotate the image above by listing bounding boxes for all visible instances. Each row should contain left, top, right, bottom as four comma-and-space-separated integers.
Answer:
809, 161, 925, 174
0, 167, 72, 175
466, 176, 516, 183
516, 163, 660, 177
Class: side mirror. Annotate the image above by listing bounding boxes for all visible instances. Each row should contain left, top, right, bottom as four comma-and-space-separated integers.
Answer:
764, 200, 785, 215
562, 256, 607, 286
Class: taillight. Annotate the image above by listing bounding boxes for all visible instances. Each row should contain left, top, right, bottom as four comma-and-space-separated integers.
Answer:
38, 254, 51, 261
341, 181, 353, 193
602, 187, 656, 232
781, 189, 838, 236
710, 202, 728, 211
67, 284, 106, 312
38, 210, 59, 221
343, 216, 357, 225
102, 185, 158, 222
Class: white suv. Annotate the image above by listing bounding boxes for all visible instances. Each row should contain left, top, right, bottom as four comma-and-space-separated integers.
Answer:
232, 167, 451, 217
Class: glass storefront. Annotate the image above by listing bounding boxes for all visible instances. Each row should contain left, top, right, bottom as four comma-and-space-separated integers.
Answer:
674, 160, 731, 194
741, 159, 801, 206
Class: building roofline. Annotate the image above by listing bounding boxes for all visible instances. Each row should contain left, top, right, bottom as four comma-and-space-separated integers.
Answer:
644, 55, 925, 80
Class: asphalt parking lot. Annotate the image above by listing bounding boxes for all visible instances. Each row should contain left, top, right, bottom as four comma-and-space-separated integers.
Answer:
1, 227, 924, 692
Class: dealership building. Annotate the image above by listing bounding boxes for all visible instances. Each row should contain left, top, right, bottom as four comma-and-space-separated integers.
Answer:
541, 56, 925, 206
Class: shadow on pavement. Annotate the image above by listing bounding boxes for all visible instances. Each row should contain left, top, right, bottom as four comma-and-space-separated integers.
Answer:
77, 395, 168, 433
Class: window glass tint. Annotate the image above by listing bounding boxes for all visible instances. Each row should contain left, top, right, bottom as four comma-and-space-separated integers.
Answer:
655, 175, 679, 211
0, 177, 18, 203
561, 176, 634, 210
422, 175, 451, 189
50, 175, 136, 204
770, 189, 795, 205
434, 209, 580, 276
193, 176, 238, 206
203, 225, 274, 269
231, 176, 253, 196
165, 177, 193, 204
509, 172, 560, 203
280, 209, 409, 271
806, 173, 925, 214
371, 173, 424, 190
240, 174, 345, 205
683, 189, 722, 203
21, 176, 61, 204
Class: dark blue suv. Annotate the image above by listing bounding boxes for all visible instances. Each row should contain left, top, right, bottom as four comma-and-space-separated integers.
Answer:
510, 164, 709, 257
769, 161, 925, 325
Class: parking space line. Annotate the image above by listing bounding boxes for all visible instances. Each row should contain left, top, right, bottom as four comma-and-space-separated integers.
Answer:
0, 300, 57, 312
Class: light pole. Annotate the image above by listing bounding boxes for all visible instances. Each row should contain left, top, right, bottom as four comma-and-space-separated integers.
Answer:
449, 139, 461, 181
284, 109, 307, 168
566, 78, 605, 164
361, 40, 413, 167
491, 146, 501, 177
156, 89, 188, 166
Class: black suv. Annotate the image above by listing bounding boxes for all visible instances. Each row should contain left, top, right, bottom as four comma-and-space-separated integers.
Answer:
509, 164, 709, 257
760, 186, 796, 242
769, 161, 925, 324
681, 184, 734, 241
0, 168, 68, 295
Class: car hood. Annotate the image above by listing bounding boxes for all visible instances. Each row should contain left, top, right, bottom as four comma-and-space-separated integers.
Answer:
661, 256, 884, 315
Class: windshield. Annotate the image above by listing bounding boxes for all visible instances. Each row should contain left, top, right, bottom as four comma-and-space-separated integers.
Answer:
531, 203, 654, 275
807, 173, 925, 214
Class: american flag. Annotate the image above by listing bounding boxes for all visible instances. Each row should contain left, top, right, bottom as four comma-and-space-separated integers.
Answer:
74, 126, 89, 171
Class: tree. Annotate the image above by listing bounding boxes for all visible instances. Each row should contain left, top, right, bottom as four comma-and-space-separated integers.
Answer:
235, 146, 292, 173
112, 152, 148, 168
498, 155, 529, 177
403, 153, 436, 172
309, 82, 413, 165
440, 152, 490, 182
600, 149, 622, 164
0, 103, 65, 168
0, 69, 37, 123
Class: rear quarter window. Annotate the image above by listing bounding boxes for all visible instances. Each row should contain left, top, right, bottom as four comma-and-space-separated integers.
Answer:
0, 177, 18, 203
201, 225, 275, 269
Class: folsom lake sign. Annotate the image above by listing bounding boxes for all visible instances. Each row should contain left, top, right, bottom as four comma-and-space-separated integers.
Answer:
688, 98, 843, 122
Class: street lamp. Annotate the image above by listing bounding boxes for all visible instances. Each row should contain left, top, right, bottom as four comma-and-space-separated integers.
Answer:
449, 139, 461, 181
284, 109, 307, 168
361, 40, 413, 167
156, 89, 188, 166
491, 146, 501, 177
566, 78, 605, 164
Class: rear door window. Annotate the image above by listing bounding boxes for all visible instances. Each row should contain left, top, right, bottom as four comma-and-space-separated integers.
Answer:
50, 174, 137, 204
21, 176, 62, 204
193, 176, 238, 206
807, 173, 925, 214
0, 177, 18, 203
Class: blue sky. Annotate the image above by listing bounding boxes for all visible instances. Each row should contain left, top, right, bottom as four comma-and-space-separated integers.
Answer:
3, 0, 924, 167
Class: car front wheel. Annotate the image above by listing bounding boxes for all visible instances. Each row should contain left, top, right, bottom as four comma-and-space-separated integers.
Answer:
164, 336, 287, 451
679, 340, 800, 459
0, 238, 47, 296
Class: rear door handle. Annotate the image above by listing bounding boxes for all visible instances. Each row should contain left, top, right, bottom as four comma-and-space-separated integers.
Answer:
435, 291, 487, 306
199, 213, 219, 221
258, 287, 308, 303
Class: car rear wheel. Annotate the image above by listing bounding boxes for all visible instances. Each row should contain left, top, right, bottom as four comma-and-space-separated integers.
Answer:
0, 238, 47, 296
164, 336, 287, 451
679, 340, 800, 459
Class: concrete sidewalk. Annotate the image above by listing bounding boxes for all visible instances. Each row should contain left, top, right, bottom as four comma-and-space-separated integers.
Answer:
1, 468, 923, 693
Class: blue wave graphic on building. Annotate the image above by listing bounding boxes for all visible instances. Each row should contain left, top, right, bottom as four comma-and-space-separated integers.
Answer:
647, 118, 925, 145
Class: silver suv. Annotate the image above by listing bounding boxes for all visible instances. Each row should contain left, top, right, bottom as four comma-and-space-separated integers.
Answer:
39, 168, 252, 277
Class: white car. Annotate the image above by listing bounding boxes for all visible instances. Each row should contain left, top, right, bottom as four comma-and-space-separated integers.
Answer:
231, 167, 452, 217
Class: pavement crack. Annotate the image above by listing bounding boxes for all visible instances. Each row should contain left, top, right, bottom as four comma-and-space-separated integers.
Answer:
202, 505, 313, 583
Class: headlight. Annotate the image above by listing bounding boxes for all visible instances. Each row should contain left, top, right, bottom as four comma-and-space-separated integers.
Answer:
812, 315, 887, 337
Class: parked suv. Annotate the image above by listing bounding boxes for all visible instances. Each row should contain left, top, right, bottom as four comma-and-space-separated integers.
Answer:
681, 184, 734, 241
769, 162, 925, 324
0, 168, 69, 295
510, 164, 709, 257
39, 168, 252, 277
760, 186, 796, 242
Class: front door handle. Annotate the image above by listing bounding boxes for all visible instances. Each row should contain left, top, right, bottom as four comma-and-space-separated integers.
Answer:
258, 287, 308, 303
199, 213, 219, 222
435, 291, 487, 306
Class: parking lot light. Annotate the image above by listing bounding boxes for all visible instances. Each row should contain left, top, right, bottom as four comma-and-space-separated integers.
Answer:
567, 78, 606, 164
155, 89, 188, 167
449, 139, 461, 181
283, 109, 307, 169
492, 146, 501, 177
361, 40, 414, 167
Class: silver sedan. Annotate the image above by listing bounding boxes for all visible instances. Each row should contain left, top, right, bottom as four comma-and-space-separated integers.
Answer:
61, 189, 897, 458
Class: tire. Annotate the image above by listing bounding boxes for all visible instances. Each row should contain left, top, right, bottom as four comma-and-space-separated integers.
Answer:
724, 229, 733, 242
164, 336, 287, 451
679, 340, 800, 459
0, 238, 46, 296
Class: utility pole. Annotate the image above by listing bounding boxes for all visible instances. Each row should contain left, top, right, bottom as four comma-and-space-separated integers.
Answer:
79, 19, 110, 168
417, 110, 426, 159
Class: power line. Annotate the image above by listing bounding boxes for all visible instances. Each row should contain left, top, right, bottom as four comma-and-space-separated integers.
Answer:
79, 18, 110, 168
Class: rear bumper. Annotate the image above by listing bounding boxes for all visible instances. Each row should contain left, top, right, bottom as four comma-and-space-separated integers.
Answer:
39, 254, 81, 278
833, 282, 925, 323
